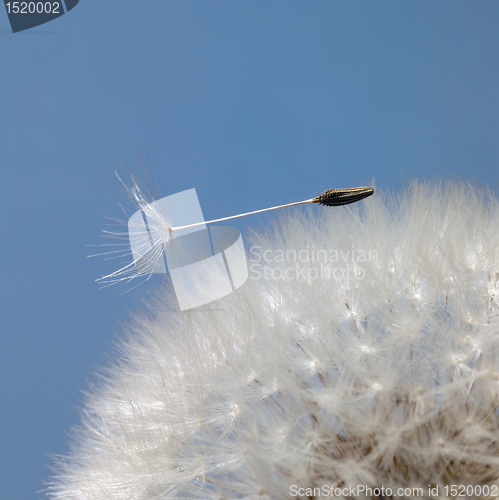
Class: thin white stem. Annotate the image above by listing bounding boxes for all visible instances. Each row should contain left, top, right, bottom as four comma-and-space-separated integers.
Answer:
170, 198, 315, 232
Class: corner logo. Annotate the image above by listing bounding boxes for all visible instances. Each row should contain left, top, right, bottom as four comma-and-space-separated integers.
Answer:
3, 0, 79, 33
128, 189, 249, 311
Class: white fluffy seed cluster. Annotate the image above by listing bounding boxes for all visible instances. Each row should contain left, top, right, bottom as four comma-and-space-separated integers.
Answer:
47, 180, 499, 499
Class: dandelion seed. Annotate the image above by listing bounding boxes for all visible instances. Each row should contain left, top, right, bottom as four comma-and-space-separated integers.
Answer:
92, 176, 374, 290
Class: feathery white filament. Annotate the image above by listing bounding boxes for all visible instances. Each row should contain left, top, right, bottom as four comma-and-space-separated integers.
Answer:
89, 171, 173, 286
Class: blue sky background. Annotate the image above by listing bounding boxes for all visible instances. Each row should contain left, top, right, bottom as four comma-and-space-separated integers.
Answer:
1, 1, 499, 498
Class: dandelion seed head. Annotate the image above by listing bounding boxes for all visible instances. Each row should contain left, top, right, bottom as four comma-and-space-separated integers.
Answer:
48, 180, 499, 499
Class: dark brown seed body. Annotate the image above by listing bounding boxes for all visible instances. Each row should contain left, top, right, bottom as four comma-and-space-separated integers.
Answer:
314, 187, 374, 206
